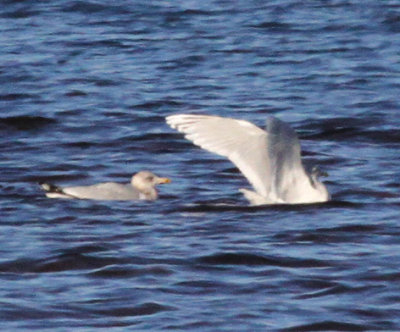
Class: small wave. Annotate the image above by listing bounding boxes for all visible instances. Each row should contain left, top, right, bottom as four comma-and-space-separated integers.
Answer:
60, 1, 110, 14
89, 265, 173, 278
273, 222, 382, 244
0, 116, 56, 131
295, 284, 358, 300
131, 99, 183, 110
0, 8, 40, 19
299, 117, 400, 143
0, 252, 127, 274
64, 90, 88, 97
90, 302, 175, 317
0, 93, 35, 101
306, 127, 400, 144
281, 320, 368, 332
64, 39, 131, 49
249, 21, 294, 32
382, 13, 400, 33
196, 252, 330, 268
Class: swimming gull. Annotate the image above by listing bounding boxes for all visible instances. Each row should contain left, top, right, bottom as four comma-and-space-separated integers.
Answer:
40, 171, 171, 201
166, 114, 329, 205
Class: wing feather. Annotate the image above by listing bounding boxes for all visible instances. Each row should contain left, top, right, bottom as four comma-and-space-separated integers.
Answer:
167, 114, 272, 197
265, 117, 309, 201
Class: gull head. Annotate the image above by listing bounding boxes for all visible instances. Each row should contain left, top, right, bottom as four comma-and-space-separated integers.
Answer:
309, 166, 330, 202
311, 165, 328, 180
131, 171, 171, 200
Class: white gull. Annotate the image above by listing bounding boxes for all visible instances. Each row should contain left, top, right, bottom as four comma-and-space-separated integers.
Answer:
166, 114, 329, 205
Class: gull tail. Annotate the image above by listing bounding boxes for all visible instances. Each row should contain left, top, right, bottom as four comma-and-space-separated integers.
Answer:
39, 182, 73, 199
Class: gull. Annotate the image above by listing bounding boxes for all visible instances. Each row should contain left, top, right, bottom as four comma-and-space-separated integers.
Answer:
40, 171, 171, 201
166, 114, 329, 205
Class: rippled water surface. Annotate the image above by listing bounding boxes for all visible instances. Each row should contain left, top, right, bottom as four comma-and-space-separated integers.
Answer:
1, 0, 400, 330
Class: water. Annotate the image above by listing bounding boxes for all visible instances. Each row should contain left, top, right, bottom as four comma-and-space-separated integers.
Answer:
1, 0, 400, 330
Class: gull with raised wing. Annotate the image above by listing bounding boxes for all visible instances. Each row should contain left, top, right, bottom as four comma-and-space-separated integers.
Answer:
40, 171, 170, 201
166, 114, 329, 205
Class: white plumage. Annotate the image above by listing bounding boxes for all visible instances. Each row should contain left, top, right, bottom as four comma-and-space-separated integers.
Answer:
166, 114, 329, 205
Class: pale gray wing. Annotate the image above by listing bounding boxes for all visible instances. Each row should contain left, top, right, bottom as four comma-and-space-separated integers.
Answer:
166, 114, 272, 197
266, 117, 308, 201
63, 183, 140, 200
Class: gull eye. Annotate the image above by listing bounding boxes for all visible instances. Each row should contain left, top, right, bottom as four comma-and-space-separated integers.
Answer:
145, 176, 154, 181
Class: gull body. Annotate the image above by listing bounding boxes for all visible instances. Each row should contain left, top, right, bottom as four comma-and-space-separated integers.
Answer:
166, 114, 329, 205
40, 171, 170, 201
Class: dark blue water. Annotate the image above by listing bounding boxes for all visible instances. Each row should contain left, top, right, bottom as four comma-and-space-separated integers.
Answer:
1, 1, 400, 330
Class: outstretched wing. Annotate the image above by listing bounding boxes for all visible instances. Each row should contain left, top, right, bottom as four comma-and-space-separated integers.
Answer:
166, 114, 273, 197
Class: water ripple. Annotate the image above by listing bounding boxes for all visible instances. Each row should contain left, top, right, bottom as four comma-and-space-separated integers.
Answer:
1, 0, 400, 330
